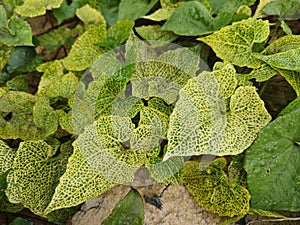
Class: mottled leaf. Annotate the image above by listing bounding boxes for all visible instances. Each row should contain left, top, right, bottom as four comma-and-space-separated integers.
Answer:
118, 0, 158, 21
245, 108, 300, 211
0, 45, 13, 70
277, 69, 300, 96
45, 146, 115, 214
63, 25, 106, 71
135, 25, 178, 44
76, 4, 106, 29
262, 35, 300, 55
165, 65, 271, 159
103, 189, 144, 225
181, 158, 250, 217
143, 4, 178, 21
15, 0, 64, 17
245, 63, 277, 82
6, 75, 29, 92
33, 96, 58, 137
198, 18, 270, 68
0, 140, 14, 174
6, 141, 71, 216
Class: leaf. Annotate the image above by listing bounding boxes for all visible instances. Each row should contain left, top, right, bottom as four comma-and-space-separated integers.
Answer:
118, 0, 159, 21
15, 0, 64, 17
33, 96, 58, 137
45, 146, 115, 213
245, 63, 277, 82
211, 0, 256, 14
62, 25, 106, 71
0, 140, 14, 174
0, 44, 13, 71
161, 2, 214, 36
244, 108, 300, 211
5, 140, 71, 216
165, 65, 271, 159
102, 189, 144, 225
46, 72, 79, 99
254, 35, 300, 70
56, 110, 73, 133
9, 218, 33, 225
180, 158, 250, 217
6, 75, 29, 92
263, 0, 300, 20
76, 4, 106, 29
101, 0, 121, 26
198, 18, 270, 68
277, 69, 300, 96
253, 0, 273, 19
279, 96, 300, 116
249, 208, 286, 219
143, 2, 180, 21
0, 17, 32, 47
103, 19, 134, 48
130, 45, 199, 104
0, 91, 47, 140
36, 27, 73, 51
135, 25, 178, 44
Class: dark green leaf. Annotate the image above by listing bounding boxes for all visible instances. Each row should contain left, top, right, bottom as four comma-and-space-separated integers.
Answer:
118, 0, 158, 21
7, 75, 29, 92
279, 96, 300, 116
263, 0, 300, 20
103, 188, 144, 225
245, 108, 300, 211
9, 218, 33, 225
53, 0, 87, 24
101, 0, 121, 26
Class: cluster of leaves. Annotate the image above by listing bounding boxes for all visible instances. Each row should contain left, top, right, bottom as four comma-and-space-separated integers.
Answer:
0, 0, 299, 224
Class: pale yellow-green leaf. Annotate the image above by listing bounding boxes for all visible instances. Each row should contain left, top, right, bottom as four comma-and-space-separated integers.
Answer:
135, 25, 178, 44
131, 46, 199, 104
181, 158, 250, 217
45, 146, 115, 214
262, 35, 300, 55
37, 60, 65, 96
33, 96, 58, 136
165, 68, 271, 159
0, 140, 14, 174
277, 69, 300, 96
6, 75, 29, 92
253, 0, 273, 18
143, 7, 175, 21
63, 25, 106, 71
0, 45, 13, 71
15, 0, 63, 17
46, 72, 79, 99
76, 4, 106, 29
198, 18, 270, 68
5, 141, 71, 216
246, 63, 277, 82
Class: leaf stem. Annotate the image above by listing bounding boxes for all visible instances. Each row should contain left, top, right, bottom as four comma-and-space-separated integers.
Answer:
258, 80, 270, 96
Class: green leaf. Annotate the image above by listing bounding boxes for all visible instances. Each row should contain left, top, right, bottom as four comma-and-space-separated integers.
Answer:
33, 96, 58, 137
249, 208, 286, 219
280, 20, 293, 35
103, 189, 144, 225
263, 0, 300, 20
0, 45, 13, 70
212, 0, 256, 14
135, 25, 178, 44
103, 19, 135, 48
180, 158, 250, 217
15, 0, 64, 17
279, 96, 300, 116
101, 0, 121, 26
118, 0, 159, 21
6, 140, 71, 216
165, 64, 271, 159
161, 1, 214, 36
0, 18, 32, 47
45, 146, 115, 213
62, 25, 107, 71
254, 35, 300, 70
36, 27, 73, 51
143, 3, 179, 21
245, 108, 300, 211
56, 110, 73, 133
76, 4, 106, 29
9, 218, 33, 225
277, 69, 300, 96
198, 18, 270, 68
0, 91, 47, 140
7, 75, 29, 92
0, 140, 14, 174
130, 45, 199, 104
253, 0, 273, 18
244, 63, 277, 82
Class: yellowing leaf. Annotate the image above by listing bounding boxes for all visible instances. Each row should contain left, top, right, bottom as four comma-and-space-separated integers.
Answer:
130, 45, 199, 104
63, 25, 106, 71
15, 0, 64, 17
181, 158, 250, 217
45, 146, 115, 214
0, 45, 13, 70
165, 65, 271, 159
76, 4, 106, 29
0, 140, 14, 174
277, 69, 300, 96
198, 18, 270, 68
135, 25, 178, 44
143, 6, 176, 21
6, 141, 71, 216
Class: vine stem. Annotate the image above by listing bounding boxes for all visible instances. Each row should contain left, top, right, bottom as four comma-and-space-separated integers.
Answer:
258, 79, 270, 96
246, 217, 300, 225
